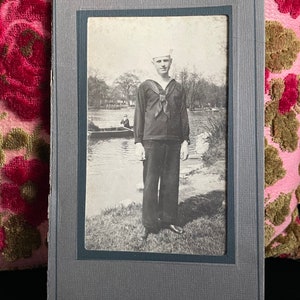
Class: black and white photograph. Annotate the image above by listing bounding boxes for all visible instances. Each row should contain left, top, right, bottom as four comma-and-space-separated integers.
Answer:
84, 13, 229, 257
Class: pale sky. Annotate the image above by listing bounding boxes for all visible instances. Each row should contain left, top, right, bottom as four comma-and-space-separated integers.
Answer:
87, 15, 228, 86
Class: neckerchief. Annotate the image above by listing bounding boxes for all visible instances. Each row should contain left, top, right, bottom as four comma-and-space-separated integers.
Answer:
146, 79, 174, 119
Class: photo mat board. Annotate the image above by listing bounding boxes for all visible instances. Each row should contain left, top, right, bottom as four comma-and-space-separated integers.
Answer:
49, 1, 264, 299
81, 8, 231, 262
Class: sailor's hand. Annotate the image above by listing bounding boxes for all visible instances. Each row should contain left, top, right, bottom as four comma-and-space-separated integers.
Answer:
180, 140, 189, 161
135, 143, 145, 161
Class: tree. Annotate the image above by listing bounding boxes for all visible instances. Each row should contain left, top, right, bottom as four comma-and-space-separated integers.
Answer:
177, 70, 202, 110
176, 69, 228, 110
113, 73, 140, 106
88, 76, 109, 108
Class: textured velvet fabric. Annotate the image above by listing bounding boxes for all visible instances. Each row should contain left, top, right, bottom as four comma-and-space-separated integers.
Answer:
264, 0, 300, 259
0, 0, 50, 270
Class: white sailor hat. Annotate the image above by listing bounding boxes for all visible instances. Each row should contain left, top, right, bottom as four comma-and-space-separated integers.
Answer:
148, 47, 173, 60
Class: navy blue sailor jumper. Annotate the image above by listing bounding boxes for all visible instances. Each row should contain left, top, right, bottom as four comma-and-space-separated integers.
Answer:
134, 79, 190, 144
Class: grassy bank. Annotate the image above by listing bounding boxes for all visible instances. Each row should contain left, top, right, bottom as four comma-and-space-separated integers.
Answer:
201, 111, 227, 179
85, 190, 226, 256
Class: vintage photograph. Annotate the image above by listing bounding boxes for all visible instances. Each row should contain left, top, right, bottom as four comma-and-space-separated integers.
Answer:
84, 14, 229, 257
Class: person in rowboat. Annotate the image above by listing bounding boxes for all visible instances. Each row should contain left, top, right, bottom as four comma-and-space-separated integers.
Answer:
120, 114, 130, 129
134, 47, 190, 240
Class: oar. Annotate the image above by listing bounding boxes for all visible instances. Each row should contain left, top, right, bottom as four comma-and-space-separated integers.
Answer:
122, 126, 134, 132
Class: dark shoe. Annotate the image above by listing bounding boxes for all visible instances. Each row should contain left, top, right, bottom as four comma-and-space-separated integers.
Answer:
140, 225, 161, 240
168, 224, 184, 234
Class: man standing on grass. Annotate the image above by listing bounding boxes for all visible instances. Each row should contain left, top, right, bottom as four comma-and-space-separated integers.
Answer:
134, 48, 190, 240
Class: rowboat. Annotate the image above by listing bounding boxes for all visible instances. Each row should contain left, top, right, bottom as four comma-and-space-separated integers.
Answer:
88, 125, 134, 139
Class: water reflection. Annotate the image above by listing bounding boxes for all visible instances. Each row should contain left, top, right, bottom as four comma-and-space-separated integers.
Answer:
121, 140, 129, 154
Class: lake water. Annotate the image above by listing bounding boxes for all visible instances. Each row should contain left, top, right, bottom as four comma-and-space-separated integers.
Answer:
85, 108, 225, 217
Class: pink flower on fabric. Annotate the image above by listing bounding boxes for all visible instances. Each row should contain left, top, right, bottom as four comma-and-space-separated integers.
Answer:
265, 68, 271, 94
0, 0, 51, 133
278, 73, 299, 113
275, 0, 300, 19
0, 227, 6, 251
278, 253, 289, 258
0, 156, 49, 226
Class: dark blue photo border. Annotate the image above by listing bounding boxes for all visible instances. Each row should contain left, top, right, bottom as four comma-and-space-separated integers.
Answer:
77, 6, 234, 264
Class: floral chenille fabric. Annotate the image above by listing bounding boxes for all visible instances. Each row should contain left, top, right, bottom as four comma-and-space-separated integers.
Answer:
264, 0, 300, 259
0, 0, 50, 270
